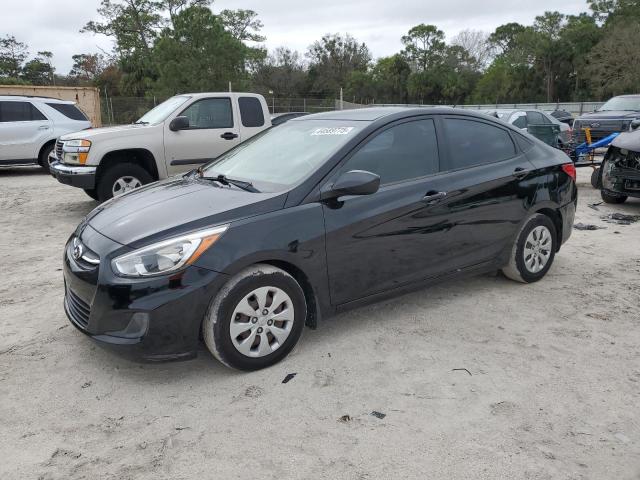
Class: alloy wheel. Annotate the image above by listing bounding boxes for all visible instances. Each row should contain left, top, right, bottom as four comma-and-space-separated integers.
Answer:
523, 225, 552, 273
112, 176, 142, 196
229, 286, 294, 358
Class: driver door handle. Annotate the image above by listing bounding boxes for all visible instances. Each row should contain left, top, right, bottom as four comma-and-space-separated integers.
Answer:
221, 132, 238, 140
512, 167, 531, 179
423, 191, 447, 204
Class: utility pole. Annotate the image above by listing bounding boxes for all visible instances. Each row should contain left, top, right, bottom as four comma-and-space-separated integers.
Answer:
340, 87, 344, 110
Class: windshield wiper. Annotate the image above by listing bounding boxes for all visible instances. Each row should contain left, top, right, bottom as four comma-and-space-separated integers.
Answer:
200, 173, 260, 193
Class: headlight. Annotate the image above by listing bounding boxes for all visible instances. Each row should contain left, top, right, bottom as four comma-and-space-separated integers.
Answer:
112, 225, 229, 277
62, 139, 91, 165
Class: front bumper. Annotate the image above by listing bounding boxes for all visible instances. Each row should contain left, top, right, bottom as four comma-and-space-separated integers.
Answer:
51, 160, 96, 190
62, 226, 229, 361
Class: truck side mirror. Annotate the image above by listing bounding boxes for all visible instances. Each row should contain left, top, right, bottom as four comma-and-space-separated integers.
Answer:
169, 116, 190, 131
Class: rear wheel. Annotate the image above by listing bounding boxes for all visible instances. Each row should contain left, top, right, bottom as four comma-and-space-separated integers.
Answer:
96, 163, 153, 202
601, 190, 627, 204
203, 264, 306, 371
38, 143, 55, 173
502, 214, 557, 284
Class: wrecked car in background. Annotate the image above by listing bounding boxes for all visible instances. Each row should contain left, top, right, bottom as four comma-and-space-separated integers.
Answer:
599, 124, 640, 204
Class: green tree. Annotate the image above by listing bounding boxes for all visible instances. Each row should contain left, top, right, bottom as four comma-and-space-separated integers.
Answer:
306, 33, 371, 95
401, 24, 446, 71
252, 47, 306, 97
0, 35, 28, 79
21, 51, 55, 85
219, 9, 265, 42
151, 6, 248, 97
586, 21, 640, 97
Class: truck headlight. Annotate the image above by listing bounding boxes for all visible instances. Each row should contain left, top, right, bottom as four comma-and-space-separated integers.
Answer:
62, 139, 91, 165
112, 225, 229, 277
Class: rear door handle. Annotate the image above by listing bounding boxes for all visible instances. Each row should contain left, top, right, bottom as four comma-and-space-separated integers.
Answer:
512, 167, 531, 179
423, 191, 447, 204
221, 132, 239, 140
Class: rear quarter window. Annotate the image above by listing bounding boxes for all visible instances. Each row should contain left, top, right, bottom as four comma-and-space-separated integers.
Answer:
238, 97, 265, 128
442, 117, 516, 170
46, 103, 88, 121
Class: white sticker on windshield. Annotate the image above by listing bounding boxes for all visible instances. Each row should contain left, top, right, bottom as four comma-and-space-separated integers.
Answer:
311, 127, 354, 136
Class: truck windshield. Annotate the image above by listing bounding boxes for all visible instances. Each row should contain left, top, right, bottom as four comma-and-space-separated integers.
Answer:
599, 97, 640, 112
136, 96, 191, 124
200, 120, 365, 191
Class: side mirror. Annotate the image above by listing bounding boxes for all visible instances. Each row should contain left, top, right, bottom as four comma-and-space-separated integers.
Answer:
631, 119, 640, 131
169, 116, 190, 131
323, 170, 380, 200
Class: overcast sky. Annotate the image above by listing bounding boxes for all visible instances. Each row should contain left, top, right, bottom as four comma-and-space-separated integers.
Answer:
2, 0, 590, 74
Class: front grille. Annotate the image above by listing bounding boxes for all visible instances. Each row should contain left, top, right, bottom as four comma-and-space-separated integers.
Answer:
573, 120, 625, 143
55, 140, 64, 160
65, 287, 91, 329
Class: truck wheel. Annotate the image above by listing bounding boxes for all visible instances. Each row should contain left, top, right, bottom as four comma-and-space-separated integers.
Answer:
590, 168, 600, 189
97, 163, 153, 202
83, 189, 99, 201
601, 191, 627, 204
38, 143, 55, 174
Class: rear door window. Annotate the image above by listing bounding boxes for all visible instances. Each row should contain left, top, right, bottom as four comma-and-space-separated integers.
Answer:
46, 103, 88, 121
238, 97, 265, 127
340, 119, 439, 185
180, 98, 233, 129
511, 112, 527, 129
526, 111, 547, 125
0, 101, 46, 122
442, 117, 516, 170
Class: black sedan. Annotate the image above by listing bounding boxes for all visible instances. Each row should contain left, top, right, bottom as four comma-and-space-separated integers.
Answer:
63, 108, 577, 370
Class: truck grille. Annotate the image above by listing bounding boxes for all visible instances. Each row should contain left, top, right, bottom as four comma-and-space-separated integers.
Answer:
573, 120, 625, 143
55, 140, 64, 160
65, 287, 91, 329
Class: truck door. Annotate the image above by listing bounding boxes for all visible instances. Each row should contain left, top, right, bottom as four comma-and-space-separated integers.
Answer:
164, 96, 240, 176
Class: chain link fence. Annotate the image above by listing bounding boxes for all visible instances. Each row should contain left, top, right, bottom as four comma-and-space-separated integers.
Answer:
100, 95, 608, 126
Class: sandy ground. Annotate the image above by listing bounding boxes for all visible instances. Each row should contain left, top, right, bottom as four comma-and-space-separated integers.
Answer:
0, 167, 639, 480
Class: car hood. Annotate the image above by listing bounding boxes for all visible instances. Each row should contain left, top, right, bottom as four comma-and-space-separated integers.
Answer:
576, 111, 640, 121
83, 176, 287, 246
611, 129, 640, 152
60, 123, 158, 141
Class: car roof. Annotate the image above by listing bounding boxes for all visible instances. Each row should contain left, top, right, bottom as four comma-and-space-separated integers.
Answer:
293, 106, 470, 122
0, 95, 75, 104
612, 94, 640, 98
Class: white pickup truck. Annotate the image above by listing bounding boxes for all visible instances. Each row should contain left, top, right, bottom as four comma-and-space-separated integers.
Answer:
50, 92, 272, 201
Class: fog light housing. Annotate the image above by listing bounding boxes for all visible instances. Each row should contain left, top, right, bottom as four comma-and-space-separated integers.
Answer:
105, 312, 149, 339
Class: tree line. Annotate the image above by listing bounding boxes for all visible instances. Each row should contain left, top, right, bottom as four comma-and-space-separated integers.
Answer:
1, 0, 639, 105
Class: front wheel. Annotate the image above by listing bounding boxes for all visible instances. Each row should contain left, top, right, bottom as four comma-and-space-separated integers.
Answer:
601, 190, 627, 204
203, 264, 306, 371
502, 214, 557, 283
96, 163, 153, 202
38, 143, 55, 173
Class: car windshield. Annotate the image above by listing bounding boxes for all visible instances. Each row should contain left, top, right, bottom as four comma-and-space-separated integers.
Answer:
136, 95, 191, 124
599, 97, 640, 112
200, 120, 365, 191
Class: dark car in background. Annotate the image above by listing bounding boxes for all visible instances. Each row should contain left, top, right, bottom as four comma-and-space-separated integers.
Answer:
599, 127, 640, 204
573, 94, 640, 143
62, 108, 577, 370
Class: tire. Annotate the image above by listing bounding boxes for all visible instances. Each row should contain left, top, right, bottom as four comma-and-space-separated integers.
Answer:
590, 168, 600, 189
601, 190, 627, 204
83, 189, 99, 200
502, 214, 557, 284
96, 163, 154, 202
203, 264, 306, 371
38, 143, 55, 173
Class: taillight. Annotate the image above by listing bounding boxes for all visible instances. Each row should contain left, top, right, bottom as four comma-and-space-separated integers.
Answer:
561, 163, 576, 181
